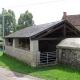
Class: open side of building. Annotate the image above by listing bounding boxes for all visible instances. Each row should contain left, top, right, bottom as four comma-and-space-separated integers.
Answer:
5, 19, 80, 67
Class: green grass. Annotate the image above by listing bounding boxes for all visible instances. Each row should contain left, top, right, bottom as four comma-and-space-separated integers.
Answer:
0, 42, 2, 44
0, 52, 80, 80
0, 51, 3, 56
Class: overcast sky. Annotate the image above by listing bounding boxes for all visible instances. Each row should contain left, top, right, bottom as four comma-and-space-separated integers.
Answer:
0, 0, 80, 25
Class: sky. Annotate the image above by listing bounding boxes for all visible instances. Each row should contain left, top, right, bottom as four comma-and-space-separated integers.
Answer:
0, 0, 80, 25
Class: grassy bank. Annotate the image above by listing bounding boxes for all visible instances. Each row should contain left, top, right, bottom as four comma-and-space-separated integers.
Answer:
0, 52, 80, 80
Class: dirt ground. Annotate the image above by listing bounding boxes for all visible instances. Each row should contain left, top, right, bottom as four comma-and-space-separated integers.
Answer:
0, 66, 44, 80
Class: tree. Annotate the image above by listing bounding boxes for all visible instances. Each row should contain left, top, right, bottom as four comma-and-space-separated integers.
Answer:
17, 10, 34, 30
0, 9, 16, 36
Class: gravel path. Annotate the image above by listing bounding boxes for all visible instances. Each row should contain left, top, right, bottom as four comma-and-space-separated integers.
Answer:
0, 66, 44, 80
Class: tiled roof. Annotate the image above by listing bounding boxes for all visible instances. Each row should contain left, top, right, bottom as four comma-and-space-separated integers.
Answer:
5, 20, 64, 38
5, 19, 80, 38
66, 14, 80, 26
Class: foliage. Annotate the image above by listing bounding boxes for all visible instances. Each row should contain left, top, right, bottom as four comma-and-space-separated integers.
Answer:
0, 53, 80, 80
0, 36, 2, 45
0, 10, 34, 35
0, 36, 2, 40
0, 25, 2, 36
0, 9, 16, 36
16, 10, 34, 30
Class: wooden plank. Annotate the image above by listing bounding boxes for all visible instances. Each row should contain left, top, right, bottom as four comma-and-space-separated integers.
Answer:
63, 24, 66, 38
32, 38, 64, 40
66, 25, 80, 36
34, 24, 64, 39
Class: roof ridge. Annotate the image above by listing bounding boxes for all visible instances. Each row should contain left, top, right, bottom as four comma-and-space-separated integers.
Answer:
67, 14, 80, 16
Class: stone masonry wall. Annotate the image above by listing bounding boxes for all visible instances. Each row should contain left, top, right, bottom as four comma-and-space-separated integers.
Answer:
59, 49, 80, 67
5, 46, 40, 67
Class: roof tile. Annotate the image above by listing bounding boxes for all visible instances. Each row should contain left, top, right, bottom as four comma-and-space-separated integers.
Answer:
66, 14, 80, 26
5, 20, 64, 38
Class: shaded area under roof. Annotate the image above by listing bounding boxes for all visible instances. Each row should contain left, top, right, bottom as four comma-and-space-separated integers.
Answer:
57, 38, 80, 50
5, 19, 80, 38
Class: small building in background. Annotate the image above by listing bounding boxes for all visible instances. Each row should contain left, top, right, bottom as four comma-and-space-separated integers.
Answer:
62, 12, 80, 30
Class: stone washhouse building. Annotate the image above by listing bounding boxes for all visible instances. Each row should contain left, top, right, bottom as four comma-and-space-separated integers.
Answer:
5, 19, 80, 67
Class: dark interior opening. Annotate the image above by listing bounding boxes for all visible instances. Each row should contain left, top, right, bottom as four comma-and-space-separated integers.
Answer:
39, 40, 61, 53
8, 38, 13, 46
39, 40, 62, 65
19, 38, 30, 49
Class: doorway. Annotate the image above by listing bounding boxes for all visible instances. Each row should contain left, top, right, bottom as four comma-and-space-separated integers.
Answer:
38, 40, 61, 66
39, 40, 61, 52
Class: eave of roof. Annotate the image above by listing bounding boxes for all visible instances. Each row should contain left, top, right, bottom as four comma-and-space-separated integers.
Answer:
5, 19, 80, 38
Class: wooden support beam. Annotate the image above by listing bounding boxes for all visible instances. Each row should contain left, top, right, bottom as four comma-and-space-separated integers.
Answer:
66, 25, 80, 36
32, 38, 64, 40
35, 24, 64, 39
63, 24, 66, 38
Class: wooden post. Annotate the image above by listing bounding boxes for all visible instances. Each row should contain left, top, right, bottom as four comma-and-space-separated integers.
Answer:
63, 24, 66, 38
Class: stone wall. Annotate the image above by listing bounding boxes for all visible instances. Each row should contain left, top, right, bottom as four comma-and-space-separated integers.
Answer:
58, 49, 80, 67
5, 46, 40, 67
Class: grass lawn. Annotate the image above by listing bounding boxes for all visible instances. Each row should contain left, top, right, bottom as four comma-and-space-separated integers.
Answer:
0, 52, 80, 80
